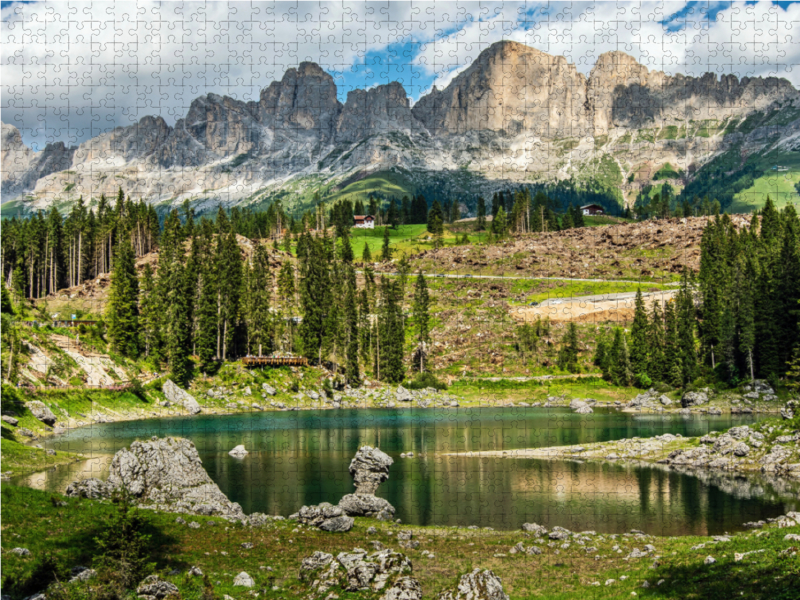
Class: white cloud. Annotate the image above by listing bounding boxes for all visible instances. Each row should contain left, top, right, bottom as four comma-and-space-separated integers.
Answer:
3, 1, 800, 149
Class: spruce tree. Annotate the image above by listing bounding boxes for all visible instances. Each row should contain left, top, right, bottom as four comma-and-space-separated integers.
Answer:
246, 244, 272, 356
106, 237, 140, 357
629, 289, 649, 376
381, 226, 392, 261
648, 300, 666, 383
138, 264, 161, 360
492, 207, 507, 237
557, 322, 580, 373
344, 265, 360, 385
340, 229, 354, 263
377, 276, 405, 383
362, 242, 372, 263
427, 200, 444, 234
594, 327, 611, 378
610, 327, 633, 386
215, 229, 243, 360
299, 235, 333, 363
1, 282, 13, 314
412, 270, 430, 372
476, 196, 486, 231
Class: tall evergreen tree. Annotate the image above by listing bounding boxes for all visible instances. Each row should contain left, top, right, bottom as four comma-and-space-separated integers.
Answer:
381, 226, 392, 261
629, 289, 649, 376
138, 264, 161, 360
557, 322, 580, 373
106, 237, 140, 357
412, 270, 430, 372
246, 244, 272, 355
362, 241, 372, 263
476, 196, 486, 231
377, 276, 405, 383
343, 265, 360, 385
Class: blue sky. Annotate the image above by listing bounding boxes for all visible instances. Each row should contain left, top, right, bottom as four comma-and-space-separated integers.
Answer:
4, 1, 800, 150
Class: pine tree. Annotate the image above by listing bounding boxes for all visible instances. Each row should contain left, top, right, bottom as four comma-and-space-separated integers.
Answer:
299, 235, 333, 364
427, 200, 444, 234
215, 229, 243, 360
381, 226, 392, 261
1, 282, 13, 314
106, 237, 140, 357
676, 268, 697, 383
629, 289, 649, 376
362, 242, 372, 263
412, 270, 430, 372
557, 322, 580, 373
377, 276, 405, 383
340, 228, 354, 263
492, 207, 507, 237
246, 244, 272, 356
593, 327, 609, 377
476, 196, 486, 231
138, 264, 161, 360
610, 327, 633, 386
647, 300, 666, 383
343, 265, 360, 385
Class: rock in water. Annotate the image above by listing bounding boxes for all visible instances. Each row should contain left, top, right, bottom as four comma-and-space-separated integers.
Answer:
107, 436, 244, 519
163, 380, 202, 415
136, 575, 179, 600
338, 493, 396, 518
27, 401, 56, 425
574, 405, 593, 414
437, 568, 509, 600
228, 445, 248, 457
65, 477, 115, 499
349, 446, 393, 495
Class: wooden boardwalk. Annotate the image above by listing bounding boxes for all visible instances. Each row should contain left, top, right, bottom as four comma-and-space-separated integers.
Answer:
242, 356, 308, 367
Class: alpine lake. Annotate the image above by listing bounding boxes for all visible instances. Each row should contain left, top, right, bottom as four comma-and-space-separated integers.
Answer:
15, 407, 800, 535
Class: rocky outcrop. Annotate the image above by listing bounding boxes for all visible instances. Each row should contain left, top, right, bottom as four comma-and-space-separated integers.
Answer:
297, 503, 354, 532
299, 549, 414, 599
349, 446, 394, 495
137, 575, 179, 600
65, 477, 116, 499
436, 568, 509, 600
162, 380, 202, 415
338, 494, 395, 520
228, 445, 249, 457
337, 82, 421, 142
65, 437, 245, 518
27, 401, 56, 426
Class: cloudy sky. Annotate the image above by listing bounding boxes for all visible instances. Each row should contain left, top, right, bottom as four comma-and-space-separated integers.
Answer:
3, 0, 800, 150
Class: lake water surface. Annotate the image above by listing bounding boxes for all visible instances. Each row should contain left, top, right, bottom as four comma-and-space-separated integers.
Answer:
16, 407, 799, 535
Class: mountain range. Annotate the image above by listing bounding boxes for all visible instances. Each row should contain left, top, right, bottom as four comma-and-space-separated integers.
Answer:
3, 40, 800, 216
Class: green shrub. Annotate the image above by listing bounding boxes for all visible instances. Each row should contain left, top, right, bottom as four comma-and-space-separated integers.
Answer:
635, 373, 652, 389
406, 371, 448, 391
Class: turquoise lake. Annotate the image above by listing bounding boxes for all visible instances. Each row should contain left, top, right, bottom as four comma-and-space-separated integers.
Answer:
16, 407, 799, 535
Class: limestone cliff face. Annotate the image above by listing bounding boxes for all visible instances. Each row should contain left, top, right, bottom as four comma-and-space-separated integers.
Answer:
4, 40, 800, 209
412, 41, 590, 137
336, 82, 422, 142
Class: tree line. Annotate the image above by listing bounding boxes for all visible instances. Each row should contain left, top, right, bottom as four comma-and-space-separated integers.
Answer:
103, 207, 433, 387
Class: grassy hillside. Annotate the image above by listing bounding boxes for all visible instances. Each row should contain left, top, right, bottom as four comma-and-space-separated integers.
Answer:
2, 484, 799, 600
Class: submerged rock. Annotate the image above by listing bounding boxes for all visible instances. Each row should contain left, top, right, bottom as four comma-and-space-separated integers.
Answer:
228, 445, 249, 457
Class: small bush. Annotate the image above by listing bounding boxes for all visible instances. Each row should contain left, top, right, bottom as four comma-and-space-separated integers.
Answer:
144, 377, 165, 392
654, 382, 672, 393
635, 373, 652, 389
406, 371, 448, 391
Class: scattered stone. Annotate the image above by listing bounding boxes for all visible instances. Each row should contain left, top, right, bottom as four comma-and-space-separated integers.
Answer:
704, 556, 716, 565
163, 380, 202, 415
785, 534, 800, 541
136, 575, 179, 600
367, 526, 378, 535
659, 395, 672, 406
681, 391, 708, 408
318, 516, 355, 532
233, 572, 255, 588
228, 445, 249, 458
27, 401, 57, 426
10, 548, 31, 556
2, 415, 19, 426
526, 546, 542, 555
436, 568, 509, 600
574, 405, 593, 414
521, 523, 548, 536
300, 549, 412, 597
262, 384, 277, 396
382, 576, 423, 600
189, 566, 203, 576
175, 517, 186, 525
241, 542, 254, 549
65, 478, 115, 499
396, 386, 413, 402
188, 522, 201, 529
70, 567, 97, 582
548, 527, 571, 541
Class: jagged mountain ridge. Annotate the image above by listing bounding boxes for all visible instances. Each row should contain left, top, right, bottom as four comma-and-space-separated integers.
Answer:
3, 40, 799, 213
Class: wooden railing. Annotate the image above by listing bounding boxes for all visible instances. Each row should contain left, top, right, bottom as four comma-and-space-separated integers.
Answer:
242, 356, 308, 367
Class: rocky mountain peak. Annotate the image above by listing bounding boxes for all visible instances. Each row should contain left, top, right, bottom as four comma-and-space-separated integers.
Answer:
337, 81, 420, 141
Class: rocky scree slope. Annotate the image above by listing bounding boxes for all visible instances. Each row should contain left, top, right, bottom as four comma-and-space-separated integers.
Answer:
3, 41, 798, 211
